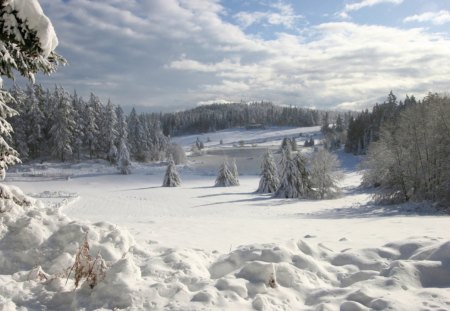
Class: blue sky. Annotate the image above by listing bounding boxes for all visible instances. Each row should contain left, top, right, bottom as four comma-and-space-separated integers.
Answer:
35, 0, 450, 111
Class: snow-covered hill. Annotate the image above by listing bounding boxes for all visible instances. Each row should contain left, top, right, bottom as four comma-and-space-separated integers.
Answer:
1, 126, 450, 310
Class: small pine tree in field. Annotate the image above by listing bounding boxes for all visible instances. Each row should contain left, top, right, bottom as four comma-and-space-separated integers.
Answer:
275, 147, 300, 198
162, 156, 181, 187
290, 137, 298, 151
215, 160, 235, 187
117, 138, 131, 175
257, 150, 279, 193
229, 158, 240, 186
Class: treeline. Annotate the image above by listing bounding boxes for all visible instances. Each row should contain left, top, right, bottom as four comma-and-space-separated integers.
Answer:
157, 102, 340, 136
346, 92, 450, 207
8, 84, 169, 163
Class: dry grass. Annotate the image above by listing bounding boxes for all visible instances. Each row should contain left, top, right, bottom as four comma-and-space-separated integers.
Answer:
67, 233, 108, 289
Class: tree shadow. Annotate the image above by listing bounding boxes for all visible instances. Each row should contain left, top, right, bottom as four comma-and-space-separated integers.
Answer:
116, 186, 162, 192
295, 201, 446, 219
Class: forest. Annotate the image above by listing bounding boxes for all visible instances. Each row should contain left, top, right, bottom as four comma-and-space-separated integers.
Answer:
345, 92, 450, 207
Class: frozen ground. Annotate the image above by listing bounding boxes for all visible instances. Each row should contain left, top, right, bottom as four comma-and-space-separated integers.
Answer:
2, 126, 450, 310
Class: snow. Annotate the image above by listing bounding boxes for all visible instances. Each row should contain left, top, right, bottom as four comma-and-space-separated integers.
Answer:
1, 126, 450, 310
9, 0, 59, 57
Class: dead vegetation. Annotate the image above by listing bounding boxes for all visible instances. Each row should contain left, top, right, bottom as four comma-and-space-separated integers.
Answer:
67, 233, 108, 289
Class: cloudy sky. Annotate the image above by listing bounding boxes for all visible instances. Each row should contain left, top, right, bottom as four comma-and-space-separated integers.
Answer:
37, 0, 450, 111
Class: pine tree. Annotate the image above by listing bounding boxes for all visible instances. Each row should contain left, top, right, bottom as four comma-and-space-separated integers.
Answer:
50, 87, 75, 162
83, 104, 98, 159
0, 0, 64, 177
71, 90, 85, 161
103, 100, 118, 164
257, 150, 279, 193
290, 137, 298, 151
162, 156, 181, 187
25, 84, 44, 158
229, 158, 240, 186
275, 147, 300, 198
215, 160, 235, 187
117, 137, 131, 175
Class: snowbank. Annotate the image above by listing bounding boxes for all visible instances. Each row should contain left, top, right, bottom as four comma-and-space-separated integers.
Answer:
1, 182, 450, 310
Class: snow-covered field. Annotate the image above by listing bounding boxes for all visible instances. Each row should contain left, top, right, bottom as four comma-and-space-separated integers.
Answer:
2, 126, 450, 310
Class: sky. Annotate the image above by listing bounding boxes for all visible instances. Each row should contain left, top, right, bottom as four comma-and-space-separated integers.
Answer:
33, 0, 450, 112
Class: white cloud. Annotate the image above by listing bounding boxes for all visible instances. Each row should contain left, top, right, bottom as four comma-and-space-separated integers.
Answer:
37, 0, 450, 111
234, 1, 303, 29
404, 10, 450, 25
344, 0, 403, 13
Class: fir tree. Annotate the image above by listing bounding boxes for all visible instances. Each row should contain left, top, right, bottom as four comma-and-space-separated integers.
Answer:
162, 156, 181, 187
117, 137, 131, 175
25, 84, 44, 158
257, 150, 279, 193
103, 100, 118, 164
229, 158, 240, 186
215, 160, 235, 187
50, 87, 75, 162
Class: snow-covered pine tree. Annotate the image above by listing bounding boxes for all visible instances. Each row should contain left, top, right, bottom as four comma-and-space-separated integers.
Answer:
257, 149, 279, 193
162, 155, 181, 187
71, 90, 85, 161
9, 86, 28, 161
50, 87, 75, 162
25, 84, 44, 158
275, 146, 301, 198
290, 137, 298, 151
83, 103, 99, 159
229, 158, 240, 186
117, 137, 131, 175
0, 0, 64, 178
215, 160, 235, 187
294, 152, 312, 197
128, 108, 146, 161
103, 100, 118, 164
87, 93, 103, 157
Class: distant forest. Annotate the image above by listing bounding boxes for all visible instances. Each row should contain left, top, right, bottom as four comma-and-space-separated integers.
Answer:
7, 84, 347, 163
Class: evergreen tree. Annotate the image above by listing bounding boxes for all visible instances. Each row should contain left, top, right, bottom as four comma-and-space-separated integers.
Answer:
0, 0, 64, 177
83, 103, 98, 159
215, 160, 235, 187
9, 86, 28, 161
162, 155, 181, 187
25, 84, 44, 158
117, 137, 131, 175
229, 158, 240, 186
103, 100, 118, 163
290, 137, 298, 151
50, 87, 75, 162
128, 108, 146, 161
71, 90, 85, 161
257, 150, 279, 193
275, 147, 300, 198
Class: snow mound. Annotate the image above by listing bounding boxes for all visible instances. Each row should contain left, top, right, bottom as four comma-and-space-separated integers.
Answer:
1, 183, 450, 310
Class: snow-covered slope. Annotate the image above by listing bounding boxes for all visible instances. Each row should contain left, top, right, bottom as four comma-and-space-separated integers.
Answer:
2, 126, 450, 310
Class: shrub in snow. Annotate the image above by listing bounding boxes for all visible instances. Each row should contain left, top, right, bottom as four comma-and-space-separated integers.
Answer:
162, 156, 181, 187
117, 138, 131, 175
257, 150, 279, 193
108, 144, 118, 165
167, 143, 186, 165
215, 160, 237, 187
68, 234, 107, 289
309, 149, 341, 199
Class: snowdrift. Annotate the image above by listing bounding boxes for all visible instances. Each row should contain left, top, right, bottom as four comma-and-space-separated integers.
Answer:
1, 183, 449, 310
